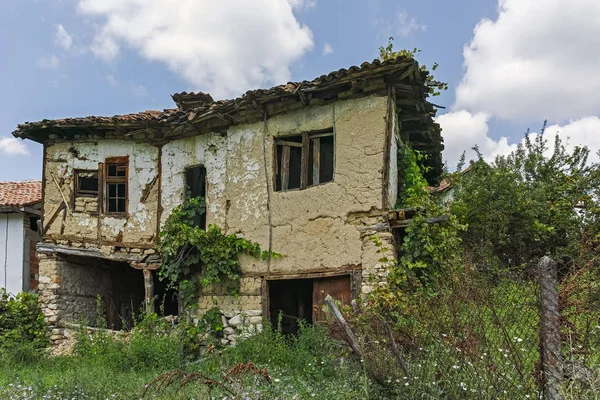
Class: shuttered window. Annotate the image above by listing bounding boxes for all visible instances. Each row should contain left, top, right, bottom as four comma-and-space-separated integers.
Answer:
275, 130, 334, 192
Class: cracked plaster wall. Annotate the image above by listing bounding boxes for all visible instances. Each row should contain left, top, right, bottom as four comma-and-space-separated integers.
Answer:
160, 95, 392, 280
44, 140, 159, 245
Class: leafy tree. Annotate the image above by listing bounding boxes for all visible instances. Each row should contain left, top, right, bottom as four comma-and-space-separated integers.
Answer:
451, 122, 600, 273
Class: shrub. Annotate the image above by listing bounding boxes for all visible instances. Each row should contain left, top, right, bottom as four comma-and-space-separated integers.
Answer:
0, 289, 48, 361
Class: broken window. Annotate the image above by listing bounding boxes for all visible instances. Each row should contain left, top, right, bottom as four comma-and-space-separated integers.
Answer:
104, 157, 128, 215
275, 130, 334, 191
185, 165, 207, 229
74, 170, 99, 197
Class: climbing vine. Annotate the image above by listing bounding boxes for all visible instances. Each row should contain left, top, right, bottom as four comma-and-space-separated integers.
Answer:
396, 145, 429, 208
370, 146, 465, 320
158, 197, 278, 309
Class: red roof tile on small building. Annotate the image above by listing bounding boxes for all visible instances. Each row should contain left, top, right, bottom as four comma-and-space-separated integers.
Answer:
0, 180, 42, 207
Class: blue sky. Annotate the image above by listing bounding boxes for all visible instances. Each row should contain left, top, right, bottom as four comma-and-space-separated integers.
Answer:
1, 0, 599, 181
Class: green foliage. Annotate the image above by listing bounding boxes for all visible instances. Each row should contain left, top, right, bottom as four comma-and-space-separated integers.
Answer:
0, 289, 48, 362
396, 145, 430, 208
379, 37, 448, 96
372, 145, 466, 321
158, 196, 279, 309
451, 125, 600, 272
0, 323, 382, 399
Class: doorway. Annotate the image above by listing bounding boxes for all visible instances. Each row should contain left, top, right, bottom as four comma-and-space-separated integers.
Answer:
268, 275, 351, 334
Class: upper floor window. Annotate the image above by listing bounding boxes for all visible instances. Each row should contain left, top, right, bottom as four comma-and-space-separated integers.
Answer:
275, 130, 334, 192
74, 170, 99, 197
105, 157, 128, 215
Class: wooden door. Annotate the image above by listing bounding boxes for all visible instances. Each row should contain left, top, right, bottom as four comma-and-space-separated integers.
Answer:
312, 275, 351, 322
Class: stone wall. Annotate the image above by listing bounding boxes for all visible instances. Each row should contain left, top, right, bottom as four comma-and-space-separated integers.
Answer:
37, 253, 145, 347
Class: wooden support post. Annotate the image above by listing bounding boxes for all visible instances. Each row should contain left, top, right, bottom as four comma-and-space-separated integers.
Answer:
312, 137, 320, 185
281, 146, 290, 190
324, 294, 362, 360
143, 269, 154, 316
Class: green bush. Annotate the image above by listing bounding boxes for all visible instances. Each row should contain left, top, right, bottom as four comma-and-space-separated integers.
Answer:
0, 288, 48, 361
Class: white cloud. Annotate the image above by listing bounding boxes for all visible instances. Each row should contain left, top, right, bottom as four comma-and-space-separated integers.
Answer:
105, 74, 118, 87
322, 43, 333, 56
396, 9, 426, 37
438, 112, 600, 168
129, 83, 147, 96
437, 111, 514, 168
455, 0, 600, 121
77, 0, 314, 98
55, 24, 73, 50
0, 138, 29, 156
37, 54, 60, 69
287, 0, 316, 10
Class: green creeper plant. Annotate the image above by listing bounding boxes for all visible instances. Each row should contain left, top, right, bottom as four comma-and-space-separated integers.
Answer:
158, 197, 279, 310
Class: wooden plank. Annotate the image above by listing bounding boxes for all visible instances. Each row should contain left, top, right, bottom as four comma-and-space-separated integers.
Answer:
261, 278, 269, 322
281, 145, 290, 191
323, 294, 362, 360
37, 242, 161, 264
246, 266, 361, 280
276, 140, 303, 148
312, 137, 320, 185
50, 172, 72, 215
41, 202, 65, 235
143, 269, 154, 316
312, 275, 351, 322
309, 132, 334, 139
300, 132, 309, 189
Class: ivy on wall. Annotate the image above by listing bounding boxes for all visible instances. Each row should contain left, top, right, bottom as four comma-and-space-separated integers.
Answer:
158, 197, 279, 309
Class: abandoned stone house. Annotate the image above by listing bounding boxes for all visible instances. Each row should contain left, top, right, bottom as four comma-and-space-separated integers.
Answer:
12, 57, 443, 345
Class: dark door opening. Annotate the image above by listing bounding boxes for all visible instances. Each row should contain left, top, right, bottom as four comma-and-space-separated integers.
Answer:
153, 271, 179, 316
185, 165, 207, 229
269, 279, 313, 334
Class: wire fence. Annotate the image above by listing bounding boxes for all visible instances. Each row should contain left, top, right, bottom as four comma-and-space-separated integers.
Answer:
338, 256, 600, 399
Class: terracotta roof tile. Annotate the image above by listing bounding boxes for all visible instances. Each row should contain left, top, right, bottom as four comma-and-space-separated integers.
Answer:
0, 180, 42, 207
13, 56, 423, 134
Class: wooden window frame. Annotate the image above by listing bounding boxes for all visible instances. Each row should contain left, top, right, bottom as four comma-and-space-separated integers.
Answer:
74, 169, 99, 198
274, 129, 334, 192
104, 156, 129, 216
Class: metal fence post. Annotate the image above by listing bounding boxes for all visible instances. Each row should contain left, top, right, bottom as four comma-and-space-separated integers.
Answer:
539, 256, 563, 400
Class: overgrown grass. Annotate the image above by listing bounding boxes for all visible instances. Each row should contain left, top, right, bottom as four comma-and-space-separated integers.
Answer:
0, 321, 385, 399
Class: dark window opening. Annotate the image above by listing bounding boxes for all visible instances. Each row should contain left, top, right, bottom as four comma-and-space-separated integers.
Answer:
29, 216, 40, 232
153, 271, 179, 316
105, 158, 128, 214
75, 170, 99, 197
275, 131, 334, 192
185, 165, 207, 229
269, 279, 313, 334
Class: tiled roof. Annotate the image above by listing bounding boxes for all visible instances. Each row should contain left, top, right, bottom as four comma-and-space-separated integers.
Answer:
13, 57, 427, 134
0, 180, 42, 207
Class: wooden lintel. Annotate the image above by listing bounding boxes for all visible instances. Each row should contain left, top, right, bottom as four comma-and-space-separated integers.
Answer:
244, 266, 362, 281
36, 242, 159, 264
130, 262, 161, 270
